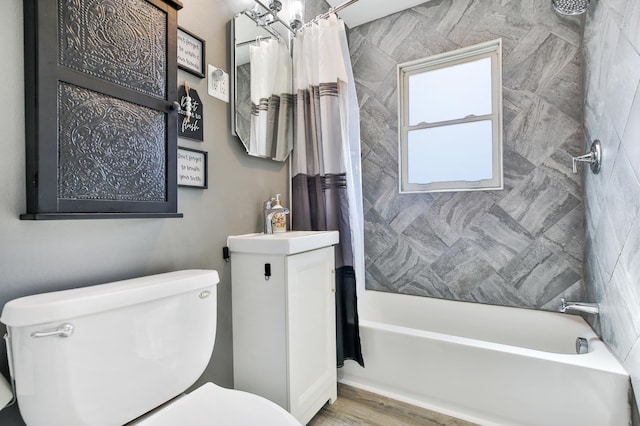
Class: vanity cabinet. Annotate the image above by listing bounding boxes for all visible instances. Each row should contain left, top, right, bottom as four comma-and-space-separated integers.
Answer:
228, 231, 339, 425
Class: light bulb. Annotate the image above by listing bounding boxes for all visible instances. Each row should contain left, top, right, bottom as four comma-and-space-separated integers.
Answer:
269, 0, 283, 13
290, 0, 304, 30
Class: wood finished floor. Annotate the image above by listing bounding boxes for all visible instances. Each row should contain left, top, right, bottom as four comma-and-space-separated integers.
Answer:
307, 384, 478, 426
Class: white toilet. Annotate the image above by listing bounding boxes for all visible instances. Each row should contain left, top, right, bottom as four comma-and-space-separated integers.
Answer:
0, 270, 301, 426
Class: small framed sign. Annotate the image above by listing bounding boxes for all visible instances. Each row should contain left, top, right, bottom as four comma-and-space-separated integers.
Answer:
177, 27, 206, 78
178, 147, 208, 189
177, 85, 203, 141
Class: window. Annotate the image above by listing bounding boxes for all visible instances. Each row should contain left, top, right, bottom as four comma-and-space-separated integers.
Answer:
398, 39, 503, 193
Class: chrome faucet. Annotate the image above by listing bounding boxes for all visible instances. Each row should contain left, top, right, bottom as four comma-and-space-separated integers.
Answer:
263, 197, 289, 234
560, 298, 599, 315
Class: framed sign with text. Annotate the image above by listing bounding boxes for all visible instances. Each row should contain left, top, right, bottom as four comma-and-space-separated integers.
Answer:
178, 147, 208, 189
177, 27, 205, 78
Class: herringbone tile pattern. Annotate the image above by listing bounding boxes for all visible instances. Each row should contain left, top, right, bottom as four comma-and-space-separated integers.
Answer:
351, 0, 586, 310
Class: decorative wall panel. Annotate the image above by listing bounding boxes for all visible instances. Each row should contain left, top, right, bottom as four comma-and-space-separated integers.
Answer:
22, 0, 182, 219
58, 83, 166, 201
58, 0, 167, 98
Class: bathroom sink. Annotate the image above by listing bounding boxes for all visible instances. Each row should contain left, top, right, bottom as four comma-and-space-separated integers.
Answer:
227, 231, 339, 255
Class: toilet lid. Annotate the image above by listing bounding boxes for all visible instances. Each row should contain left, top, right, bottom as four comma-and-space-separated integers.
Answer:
133, 382, 301, 425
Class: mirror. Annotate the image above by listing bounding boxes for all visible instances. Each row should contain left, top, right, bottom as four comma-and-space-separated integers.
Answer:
230, 7, 294, 161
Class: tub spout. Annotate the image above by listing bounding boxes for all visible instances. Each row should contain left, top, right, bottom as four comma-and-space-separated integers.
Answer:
560, 298, 599, 315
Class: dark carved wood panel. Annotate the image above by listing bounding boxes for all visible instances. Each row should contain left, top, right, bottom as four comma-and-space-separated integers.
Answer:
58, 0, 167, 98
22, 0, 182, 219
58, 82, 166, 201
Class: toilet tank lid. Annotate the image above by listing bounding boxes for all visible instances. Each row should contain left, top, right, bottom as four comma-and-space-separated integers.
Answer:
1, 270, 219, 327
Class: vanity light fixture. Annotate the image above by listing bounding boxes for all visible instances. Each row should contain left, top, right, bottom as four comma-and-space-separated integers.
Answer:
290, 0, 304, 30
269, 0, 282, 13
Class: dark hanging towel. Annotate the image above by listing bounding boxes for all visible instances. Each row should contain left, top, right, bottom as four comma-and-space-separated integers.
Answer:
335, 266, 364, 367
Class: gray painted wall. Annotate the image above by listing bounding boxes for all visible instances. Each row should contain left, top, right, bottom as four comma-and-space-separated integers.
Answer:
0, 1, 288, 424
582, 0, 640, 410
353, 0, 587, 310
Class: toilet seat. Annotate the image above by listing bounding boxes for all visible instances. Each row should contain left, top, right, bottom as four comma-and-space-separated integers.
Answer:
132, 382, 301, 425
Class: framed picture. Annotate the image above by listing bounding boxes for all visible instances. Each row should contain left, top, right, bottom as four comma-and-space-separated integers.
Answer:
178, 147, 208, 188
177, 27, 206, 78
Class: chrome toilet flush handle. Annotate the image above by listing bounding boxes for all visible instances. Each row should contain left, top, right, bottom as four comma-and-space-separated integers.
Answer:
572, 139, 601, 174
31, 323, 74, 338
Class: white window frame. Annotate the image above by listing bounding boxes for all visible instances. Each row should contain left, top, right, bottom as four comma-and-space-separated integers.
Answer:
398, 39, 503, 193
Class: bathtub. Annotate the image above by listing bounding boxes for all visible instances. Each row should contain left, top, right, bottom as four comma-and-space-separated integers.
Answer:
338, 291, 630, 426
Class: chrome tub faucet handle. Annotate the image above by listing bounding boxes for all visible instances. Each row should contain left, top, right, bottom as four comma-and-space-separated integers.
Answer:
572, 140, 601, 174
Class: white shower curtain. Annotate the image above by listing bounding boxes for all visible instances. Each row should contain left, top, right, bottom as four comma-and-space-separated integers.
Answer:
249, 38, 293, 161
291, 14, 365, 367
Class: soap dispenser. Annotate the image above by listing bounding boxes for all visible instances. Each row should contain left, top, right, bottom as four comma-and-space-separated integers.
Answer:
271, 194, 288, 233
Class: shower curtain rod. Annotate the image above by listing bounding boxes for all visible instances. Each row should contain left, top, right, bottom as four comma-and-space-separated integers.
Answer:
245, 0, 361, 36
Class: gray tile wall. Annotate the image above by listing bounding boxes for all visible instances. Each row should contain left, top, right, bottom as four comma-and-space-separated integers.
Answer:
582, 0, 640, 407
351, 0, 586, 310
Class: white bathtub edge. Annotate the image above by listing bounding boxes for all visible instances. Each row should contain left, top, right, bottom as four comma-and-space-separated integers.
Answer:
360, 319, 628, 377
337, 377, 499, 426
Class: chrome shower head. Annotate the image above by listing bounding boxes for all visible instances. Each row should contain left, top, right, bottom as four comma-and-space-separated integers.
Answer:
552, 0, 590, 15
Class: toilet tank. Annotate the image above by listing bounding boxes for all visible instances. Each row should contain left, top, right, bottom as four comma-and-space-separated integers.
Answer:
0, 269, 219, 426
